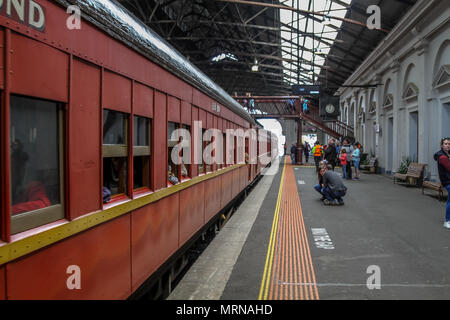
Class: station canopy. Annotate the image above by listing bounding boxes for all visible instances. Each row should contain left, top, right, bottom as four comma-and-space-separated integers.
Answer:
117, 0, 417, 97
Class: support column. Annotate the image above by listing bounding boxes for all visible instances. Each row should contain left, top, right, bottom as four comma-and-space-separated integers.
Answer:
391, 60, 401, 172
415, 39, 429, 167
280, 118, 298, 159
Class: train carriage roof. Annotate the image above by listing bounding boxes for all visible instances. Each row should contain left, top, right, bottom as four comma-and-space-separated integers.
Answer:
54, 0, 257, 126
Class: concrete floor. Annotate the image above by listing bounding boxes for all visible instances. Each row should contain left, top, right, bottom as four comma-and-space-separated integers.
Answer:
169, 158, 450, 300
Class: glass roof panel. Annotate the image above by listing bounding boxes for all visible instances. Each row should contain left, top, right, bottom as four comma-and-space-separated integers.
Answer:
280, 0, 352, 86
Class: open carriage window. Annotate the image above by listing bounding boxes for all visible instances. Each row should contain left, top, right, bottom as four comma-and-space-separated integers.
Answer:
180, 124, 191, 180
10, 95, 64, 234
103, 109, 128, 200
205, 129, 212, 173
168, 121, 179, 185
133, 116, 151, 190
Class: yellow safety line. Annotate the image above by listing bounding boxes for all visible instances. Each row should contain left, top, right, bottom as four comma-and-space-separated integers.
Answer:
259, 159, 320, 300
258, 158, 286, 300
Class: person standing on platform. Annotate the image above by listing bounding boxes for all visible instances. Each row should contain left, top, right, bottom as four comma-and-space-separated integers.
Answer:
340, 149, 348, 180
434, 138, 450, 229
324, 139, 337, 170
290, 144, 297, 164
335, 141, 342, 167
352, 143, 361, 180
341, 139, 353, 180
312, 142, 323, 172
303, 141, 311, 163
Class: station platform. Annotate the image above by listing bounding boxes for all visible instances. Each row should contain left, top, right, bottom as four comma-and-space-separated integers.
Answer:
168, 157, 450, 300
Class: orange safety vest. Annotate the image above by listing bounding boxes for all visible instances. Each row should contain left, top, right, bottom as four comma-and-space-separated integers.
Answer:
313, 145, 322, 157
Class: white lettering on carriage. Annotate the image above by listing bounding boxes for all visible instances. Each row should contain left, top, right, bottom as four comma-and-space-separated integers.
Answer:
7, 0, 25, 22
29, 0, 45, 30
0, 0, 46, 31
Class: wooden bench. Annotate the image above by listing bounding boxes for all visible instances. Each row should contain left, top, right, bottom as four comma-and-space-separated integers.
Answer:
393, 163, 426, 186
361, 158, 378, 173
422, 181, 444, 201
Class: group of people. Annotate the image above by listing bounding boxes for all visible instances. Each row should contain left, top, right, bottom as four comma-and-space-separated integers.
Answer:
285, 143, 306, 164
309, 138, 364, 206
314, 160, 347, 206
308, 136, 449, 229
309, 138, 363, 181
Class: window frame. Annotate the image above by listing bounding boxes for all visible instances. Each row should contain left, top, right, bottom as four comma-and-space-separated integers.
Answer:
102, 109, 129, 202
10, 95, 65, 235
168, 121, 180, 186
180, 123, 191, 181
199, 128, 206, 175
204, 129, 213, 173
133, 115, 151, 192
222, 132, 226, 169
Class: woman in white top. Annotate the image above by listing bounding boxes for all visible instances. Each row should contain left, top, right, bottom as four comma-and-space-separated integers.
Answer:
351, 143, 361, 180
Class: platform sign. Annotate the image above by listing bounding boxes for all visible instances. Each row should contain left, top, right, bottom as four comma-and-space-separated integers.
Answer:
292, 85, 321, 96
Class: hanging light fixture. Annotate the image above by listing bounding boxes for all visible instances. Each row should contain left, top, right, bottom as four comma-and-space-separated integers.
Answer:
251, 58, 259, 72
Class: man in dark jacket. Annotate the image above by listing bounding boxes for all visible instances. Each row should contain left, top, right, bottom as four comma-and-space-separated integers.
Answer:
434, 138, 450, 229
303, 141, 311, 163
324, 139, 337, 170
320, 165, 347, 206
290, 144, 297, 164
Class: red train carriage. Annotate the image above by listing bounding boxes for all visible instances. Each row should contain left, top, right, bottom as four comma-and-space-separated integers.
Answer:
0, 0, 278, 299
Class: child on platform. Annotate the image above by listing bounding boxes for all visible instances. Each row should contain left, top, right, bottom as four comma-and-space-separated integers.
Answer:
340, 149, 348, 180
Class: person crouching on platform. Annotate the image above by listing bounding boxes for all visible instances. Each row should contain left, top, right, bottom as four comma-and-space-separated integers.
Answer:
320, 164, 347, 206
313, 160, 328, 200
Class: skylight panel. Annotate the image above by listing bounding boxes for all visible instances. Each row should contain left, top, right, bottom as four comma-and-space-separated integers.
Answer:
278, 0, 352, 85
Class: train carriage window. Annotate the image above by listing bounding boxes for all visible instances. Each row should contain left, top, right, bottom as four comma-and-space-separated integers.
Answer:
226, 131, 234, 166
203, 129, 211, 173
222, 132, 226, 168
133, 116, 151, 190
198, 129, 205, 174
181, 124, 190, 180
10, 95, 64, 234
234, 135, 238, 165
103, 110, 128, 200
168, 122, 179, 185
204, 129, 212, 173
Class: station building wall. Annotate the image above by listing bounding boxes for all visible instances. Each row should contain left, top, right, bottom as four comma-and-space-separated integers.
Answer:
338, 0, 450, 181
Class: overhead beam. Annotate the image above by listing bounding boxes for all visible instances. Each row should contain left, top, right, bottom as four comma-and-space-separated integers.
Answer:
214, 0, 389, 33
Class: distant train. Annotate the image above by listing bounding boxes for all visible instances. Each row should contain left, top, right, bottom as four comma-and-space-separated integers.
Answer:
0, 0, 277, 299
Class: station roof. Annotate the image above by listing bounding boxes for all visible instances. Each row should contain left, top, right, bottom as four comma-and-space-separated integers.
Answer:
116, 0, 418, 97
